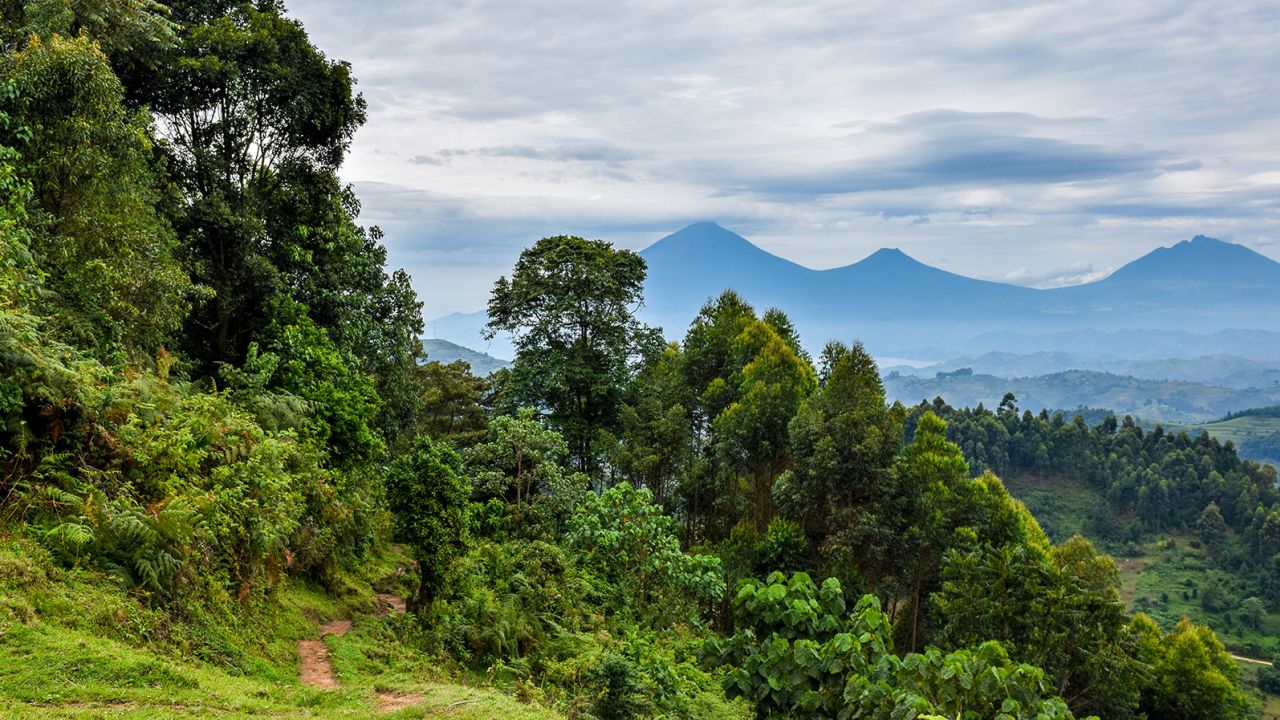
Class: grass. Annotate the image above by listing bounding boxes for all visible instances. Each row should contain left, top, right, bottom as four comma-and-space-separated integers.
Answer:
1000, 471, 1104, 544
1158, 414, 1280, 464
0, 534, 563, 719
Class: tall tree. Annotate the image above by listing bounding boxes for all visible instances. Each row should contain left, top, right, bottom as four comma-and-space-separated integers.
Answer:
2, 33, 192, 357
780, 341, 903, 571
712, 320, 816, 533
486, 235, 656, 474
385, 436, 470, 613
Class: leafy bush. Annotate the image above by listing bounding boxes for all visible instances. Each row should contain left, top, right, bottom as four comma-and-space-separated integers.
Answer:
566, 482, 723, 626
385, 436, 470, 610
706, 572, 1077, 720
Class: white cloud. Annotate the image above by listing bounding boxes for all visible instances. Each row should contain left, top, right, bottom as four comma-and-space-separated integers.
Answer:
285, 0, 1280, 315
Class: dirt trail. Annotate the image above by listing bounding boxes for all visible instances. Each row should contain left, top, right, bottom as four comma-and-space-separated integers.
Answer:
298, 591, 408, 693
378, 592, 407, 616
1232, 653, 1273, 666
298, 619, 352, 689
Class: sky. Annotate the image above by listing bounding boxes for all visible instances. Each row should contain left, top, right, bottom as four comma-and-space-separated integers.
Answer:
286, 0, 1280, 318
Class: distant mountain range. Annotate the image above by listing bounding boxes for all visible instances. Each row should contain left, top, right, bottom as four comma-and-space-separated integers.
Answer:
885, 352, 1280, 391
882, 370, 1280, 424
428, 223, 1280, 361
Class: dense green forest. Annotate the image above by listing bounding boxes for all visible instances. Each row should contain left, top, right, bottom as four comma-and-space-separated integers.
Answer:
0, 2, 1269, 719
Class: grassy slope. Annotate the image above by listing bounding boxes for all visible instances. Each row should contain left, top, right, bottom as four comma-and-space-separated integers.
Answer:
1159, 415, 1280, 465
0, 536, 561, 719
1003, 471, 1279, 708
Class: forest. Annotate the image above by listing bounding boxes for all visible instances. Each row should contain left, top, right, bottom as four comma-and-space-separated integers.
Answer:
0, 2, 1269, 719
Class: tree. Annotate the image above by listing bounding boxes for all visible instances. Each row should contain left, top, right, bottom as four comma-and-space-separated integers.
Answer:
384, 437, 470, 612
1240, 596, 1265, 630
566, 482, 723, 626
705, 572, 1077, 720
463, 409, 575, 527
485, 235, 655, 474
712, 320, 816, 533
413, 359, 489, 448
1198, 501, 1229, 554
1200, 576, 1225, 612
934, 535, 1143, 718
132, 0, 426, 387
779, 340, 902, 580
1132, 614, 1253, 720
604, 342, 695, 509
3, 33, 192, 357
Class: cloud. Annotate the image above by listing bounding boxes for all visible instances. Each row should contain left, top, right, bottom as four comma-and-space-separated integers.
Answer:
434, 144, 640, 165
281, 0, 1280, 316
1004, 262, 1115, 288
707, 110, 1167, 199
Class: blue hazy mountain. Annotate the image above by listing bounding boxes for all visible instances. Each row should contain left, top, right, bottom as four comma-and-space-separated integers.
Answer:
1099, 235, 1280, 287
1045, 235, 1280, 324
430, 223, 1280, 360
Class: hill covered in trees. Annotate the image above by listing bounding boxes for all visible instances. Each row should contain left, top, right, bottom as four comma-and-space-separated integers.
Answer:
0, 3, 1270, 719
883, 369, 1280, 423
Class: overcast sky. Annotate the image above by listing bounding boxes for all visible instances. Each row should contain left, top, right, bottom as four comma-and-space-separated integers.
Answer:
286, 0, 1280, 318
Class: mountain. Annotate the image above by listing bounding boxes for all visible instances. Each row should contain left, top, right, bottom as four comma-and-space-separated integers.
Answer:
422, 338, 511, 375
640, 222, 816, 321
882, 370, 1280, 424
884, 351, 1280, 390
1100, 235, 1280, 287
431, 223, 1280, 359
1047, 235, 1280, 323
423, 311, 513, 360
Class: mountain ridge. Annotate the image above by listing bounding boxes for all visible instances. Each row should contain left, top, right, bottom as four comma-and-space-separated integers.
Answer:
430, 223, 1280, 359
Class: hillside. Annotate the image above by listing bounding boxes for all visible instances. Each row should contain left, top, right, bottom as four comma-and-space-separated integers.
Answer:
1160, 408, 1280, 466
0, 540, 560, 719
423, 338, 511, 374
886, 352, 1280, 390
883, 369, 1280, 423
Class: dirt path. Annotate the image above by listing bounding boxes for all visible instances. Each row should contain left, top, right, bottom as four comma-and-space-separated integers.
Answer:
298, 619, 353, 688
376, 690, 426, 713
378, 592, 407, 616
1232, 653, 1274, 666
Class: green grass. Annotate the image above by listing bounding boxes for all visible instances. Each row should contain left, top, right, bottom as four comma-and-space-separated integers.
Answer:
1000, 471, 1103, 543
1112, 536, 1280, 660
1159, 414, 1280, 464
0, 535, 562, 719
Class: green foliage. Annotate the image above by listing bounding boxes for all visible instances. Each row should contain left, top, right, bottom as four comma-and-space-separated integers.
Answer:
3, 32, 192, 357
934, 535, 1142, 718
255, 299, 385, 470
413, 358, 490, 448
713, 320, 816, 533
781, 340, 903, 558
486, 234, 656, 473
5, 0, 178, 66
604, 342, 695, 509
915, 399, 1278, 541
385, 436, 470, 609
1132, 614, 1254, 720
1198, 501, 1229, 553
586, 652, 647, 720
567, 482, 723, 626
465, 409, 576, 522
707, 572, 1077, 720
